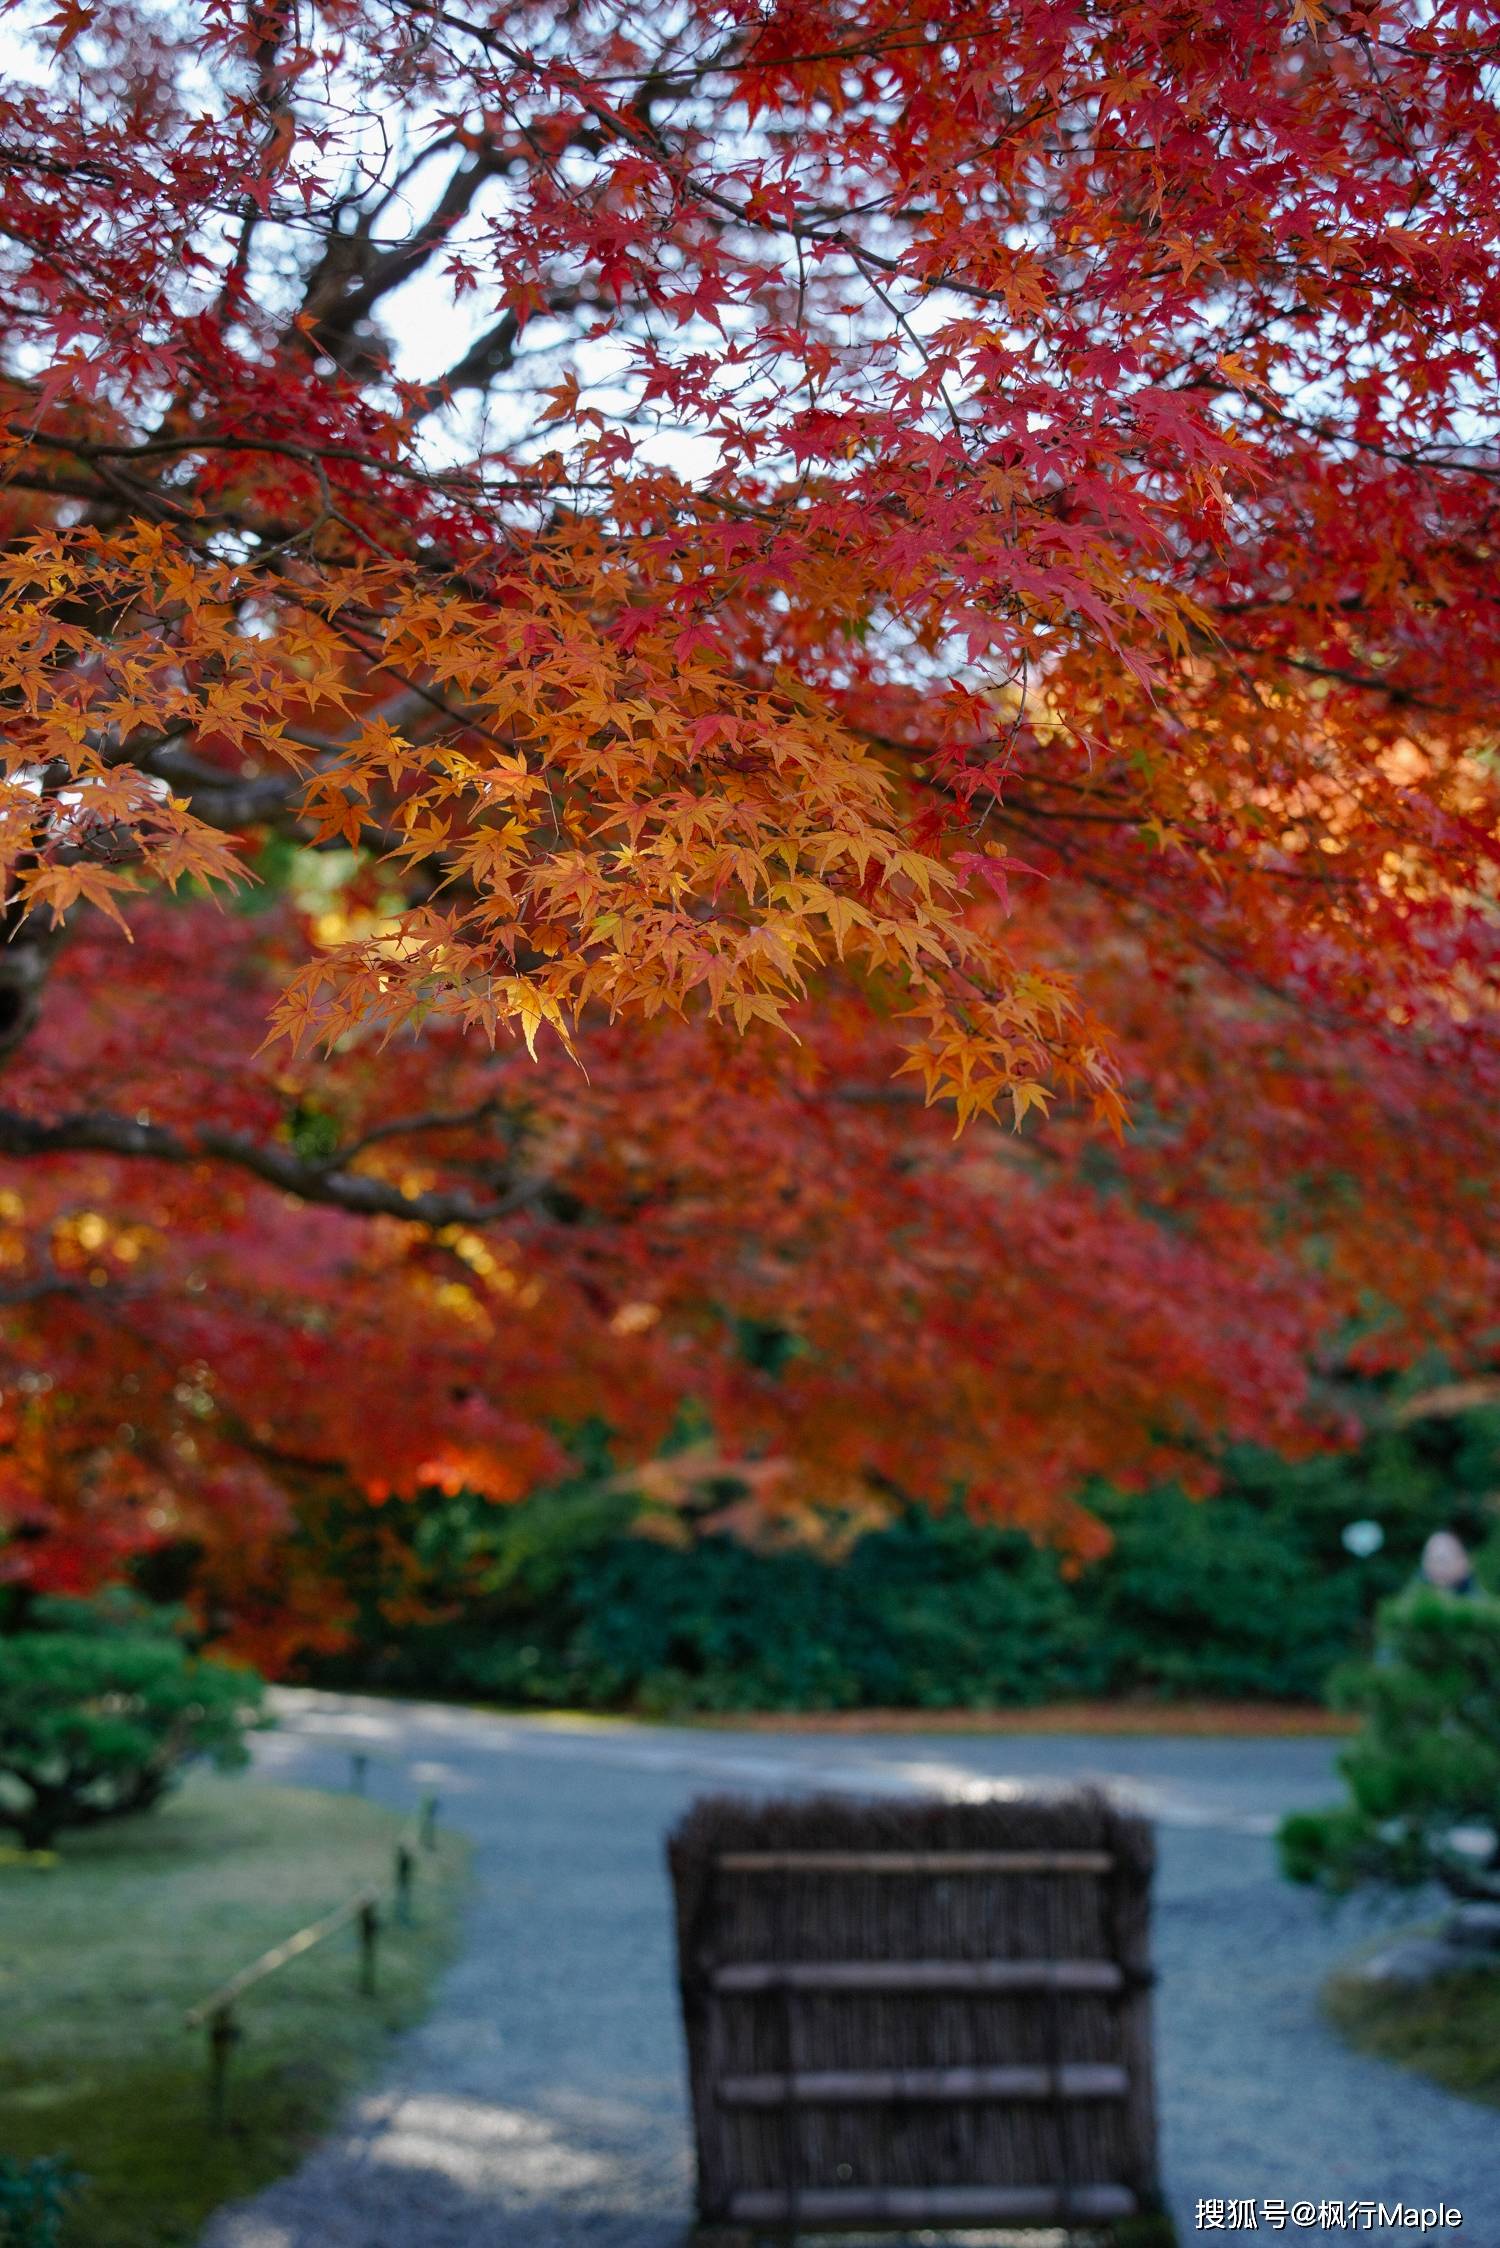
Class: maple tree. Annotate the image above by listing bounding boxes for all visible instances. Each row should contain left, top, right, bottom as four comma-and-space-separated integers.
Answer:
0, 0, 1497, 1660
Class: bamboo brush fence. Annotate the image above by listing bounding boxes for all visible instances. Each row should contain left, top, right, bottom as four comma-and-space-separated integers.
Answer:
668, 1790, 1164, 2240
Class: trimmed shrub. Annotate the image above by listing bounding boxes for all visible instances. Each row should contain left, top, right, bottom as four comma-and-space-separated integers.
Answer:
0, 1595, 265, 1850
1279, 1585, 1500, 1899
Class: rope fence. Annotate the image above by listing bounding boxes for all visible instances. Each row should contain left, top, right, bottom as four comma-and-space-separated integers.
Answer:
182, 1786, 442, 2125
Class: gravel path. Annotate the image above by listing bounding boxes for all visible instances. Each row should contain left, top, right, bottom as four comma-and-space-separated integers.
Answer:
199, 1692, 1498, 2248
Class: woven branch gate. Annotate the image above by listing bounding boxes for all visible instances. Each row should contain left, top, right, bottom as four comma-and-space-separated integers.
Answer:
668, 1790, 1167, 2241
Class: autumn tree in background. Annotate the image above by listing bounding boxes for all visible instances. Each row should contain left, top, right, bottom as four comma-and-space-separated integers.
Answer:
0, 0, 1497, 1660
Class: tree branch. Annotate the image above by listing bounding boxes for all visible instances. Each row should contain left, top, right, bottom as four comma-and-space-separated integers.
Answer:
0, 1108, 546, 1228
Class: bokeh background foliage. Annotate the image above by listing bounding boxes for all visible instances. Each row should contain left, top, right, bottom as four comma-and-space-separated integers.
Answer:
292, 1405, 1500, 1715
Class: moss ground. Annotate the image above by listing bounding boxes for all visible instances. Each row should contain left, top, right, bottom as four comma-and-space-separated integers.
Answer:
1325, 1954, 1500, 2108
0, 1771, 469, 2248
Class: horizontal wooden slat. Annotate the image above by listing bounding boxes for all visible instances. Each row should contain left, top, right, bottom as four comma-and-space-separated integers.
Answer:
715, 1849, 1113, 1874
710, 1957, 1124, 1995
718, 2062, 1129, 2106
725, 2184, 1138, 2227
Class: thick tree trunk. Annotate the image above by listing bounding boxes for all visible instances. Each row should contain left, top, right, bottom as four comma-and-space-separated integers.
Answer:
7, 1790, 63, 1852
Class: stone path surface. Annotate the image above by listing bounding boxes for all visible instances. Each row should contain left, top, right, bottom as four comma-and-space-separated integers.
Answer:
199, 1692, 1498, 2248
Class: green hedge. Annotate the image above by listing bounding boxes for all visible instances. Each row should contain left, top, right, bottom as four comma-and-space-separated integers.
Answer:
302, 1408, 1500, 1712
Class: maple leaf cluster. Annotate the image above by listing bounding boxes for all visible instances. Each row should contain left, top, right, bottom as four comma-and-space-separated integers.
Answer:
0, 0, 1496, 1650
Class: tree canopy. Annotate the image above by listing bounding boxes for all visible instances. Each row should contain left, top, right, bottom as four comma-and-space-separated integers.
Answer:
0, 0, 1497, 1652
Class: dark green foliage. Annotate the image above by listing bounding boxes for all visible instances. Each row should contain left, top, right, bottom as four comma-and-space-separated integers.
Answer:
285, 1102, 342, 1162
309, 1491, 1109, 1711
1080, 1450, 1430, 1702
0, 2160, 77, 2248
303, 1408, 1500, 1715
562, 1510, 1107, 1713
1278, 1586, 1500, 1899
0, 1595, 265, 1850
231, 830, 299, 913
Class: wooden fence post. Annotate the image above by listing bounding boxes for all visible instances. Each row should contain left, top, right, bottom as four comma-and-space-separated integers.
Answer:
419, 1793, 439, 1850
188, 1883, 394, 2112
207, 2004, 240, 2128
395, 1840, 415, 1926
357, 1898, 380, 1995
